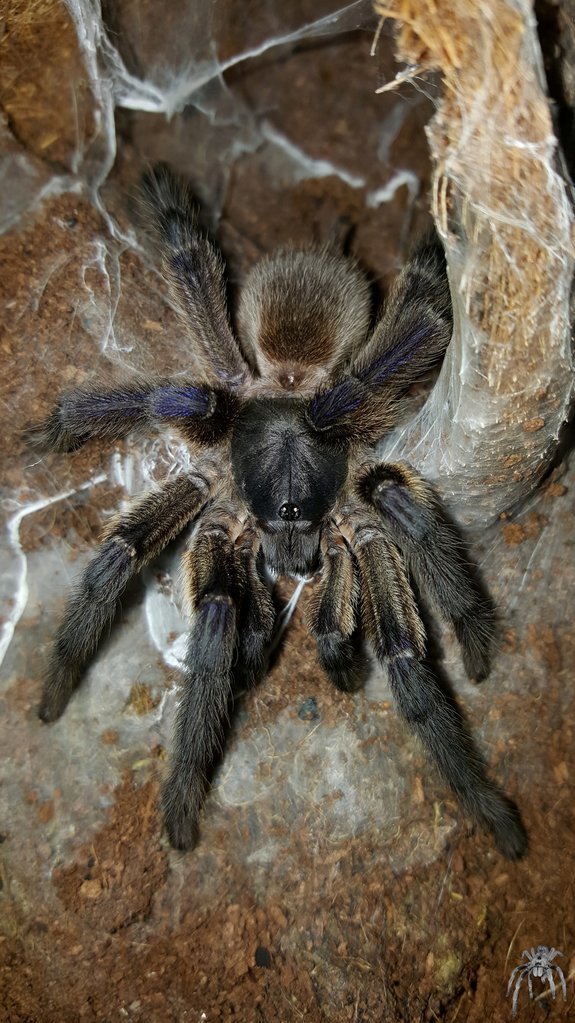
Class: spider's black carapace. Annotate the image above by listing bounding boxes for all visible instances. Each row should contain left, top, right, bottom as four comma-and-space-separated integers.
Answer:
231, 397, 349, 575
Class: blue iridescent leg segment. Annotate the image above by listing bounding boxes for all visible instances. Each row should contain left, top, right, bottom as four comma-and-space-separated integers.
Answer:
27, 381, 238, 451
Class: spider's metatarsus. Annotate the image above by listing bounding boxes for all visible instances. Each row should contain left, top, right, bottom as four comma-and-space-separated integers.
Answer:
33, 165, 527, 856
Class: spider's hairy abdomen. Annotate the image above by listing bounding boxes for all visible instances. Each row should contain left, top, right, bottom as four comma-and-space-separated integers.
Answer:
236, 248, 371, 390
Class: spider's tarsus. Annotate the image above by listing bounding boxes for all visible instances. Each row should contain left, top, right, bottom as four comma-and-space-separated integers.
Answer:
454, 609, 497, 682
38, 695, 67, 723
24, 408, 86, 454
161, 778, 202, 851
485, 796, 528, 860
386, 657, 528, 861
38, 664, 78, 722
140, 163, 199, 253
316, 633, 369, 693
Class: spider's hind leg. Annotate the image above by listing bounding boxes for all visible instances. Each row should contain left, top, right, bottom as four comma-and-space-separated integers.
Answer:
358, 462, 496, 681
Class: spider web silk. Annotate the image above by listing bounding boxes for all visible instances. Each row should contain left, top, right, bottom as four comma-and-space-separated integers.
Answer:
374, 0, 574, 524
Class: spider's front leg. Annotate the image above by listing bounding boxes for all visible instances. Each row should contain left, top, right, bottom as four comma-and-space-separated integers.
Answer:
162, 518, 275, 850
348, 517, 526, 859
39, 472, 211, 722
545, 951, 568, 1002
358, 462, 496, 680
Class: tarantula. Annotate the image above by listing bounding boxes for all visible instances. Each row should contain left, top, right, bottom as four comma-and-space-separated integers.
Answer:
33, 165, 527, 857
507, 946, 567, 1016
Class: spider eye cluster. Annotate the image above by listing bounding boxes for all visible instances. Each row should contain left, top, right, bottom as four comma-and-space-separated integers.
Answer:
278, 502, 301, 521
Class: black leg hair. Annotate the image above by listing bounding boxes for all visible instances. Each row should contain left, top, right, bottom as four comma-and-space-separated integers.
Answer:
357, 462, 496, 680
306, 525, 369, 692
26, 383, 155, 452
141, 164, 250, 385
162, 521, 242, 850
355, 233, 452, 389
234, 528, 276, 689
27, 380, 239, 453
307, 233, 452, 441
162, 524, 276, 849
38, 472, 211, 723
352, 521, 527, 859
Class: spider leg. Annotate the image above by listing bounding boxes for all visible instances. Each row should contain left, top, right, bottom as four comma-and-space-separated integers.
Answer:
38, 472, 211, 722
546, 968, 557, 1000
350, 519, 526, 859
162, 516, 253, 849
512, 971, 527, 1017
306, 524, 368, 692
358, 462, 496, 680
307, 233, 452, 441
26, 382, 156, 452
506, 964, 522, 995
162, 524, 274, 848
528, 971, 534, 1000
355, 233, 452, 388
142, 164, 250, 385
555, 966, 568, 1000
234, 527, 276, 688
27, 380, 239, 453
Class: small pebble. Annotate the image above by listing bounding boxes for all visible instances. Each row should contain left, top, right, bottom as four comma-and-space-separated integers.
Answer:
298, 697, 320, 721
255, 946, 271, 968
